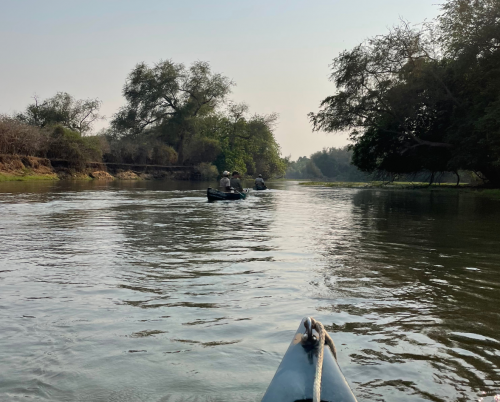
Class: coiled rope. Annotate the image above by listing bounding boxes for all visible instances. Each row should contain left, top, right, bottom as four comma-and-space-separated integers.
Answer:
309, 317, 337, 402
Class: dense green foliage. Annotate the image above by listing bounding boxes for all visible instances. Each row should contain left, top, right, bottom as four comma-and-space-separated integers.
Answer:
2, 60, 286, 178
1, 92, 106, 169
107, 60, 286, 177
310, 0, 500, 184
48, 126, 103, 168
0, 116, 104, 168
286, 146, 369, 181
16, 92, 103, 135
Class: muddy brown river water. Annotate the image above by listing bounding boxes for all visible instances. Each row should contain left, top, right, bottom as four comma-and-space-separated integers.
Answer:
1, 180, 499, 401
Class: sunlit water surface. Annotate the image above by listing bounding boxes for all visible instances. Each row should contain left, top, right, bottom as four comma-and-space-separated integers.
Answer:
1, 180, 500, 402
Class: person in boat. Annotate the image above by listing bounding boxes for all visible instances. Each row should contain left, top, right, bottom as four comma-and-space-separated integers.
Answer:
230, 171, 243, 192
255, 174, 265, 187
219, 171, 231, 192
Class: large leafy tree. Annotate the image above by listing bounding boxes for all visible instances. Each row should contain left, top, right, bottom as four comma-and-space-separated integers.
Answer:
310, 0, 500, 184
439, 0, 500, 182
190, 104, 286, 177
111, 60, 233, 163
17, 92, 103, 135
108, 59, 286, 176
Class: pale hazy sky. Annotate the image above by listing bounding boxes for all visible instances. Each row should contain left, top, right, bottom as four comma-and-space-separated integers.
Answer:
0, 0, 443, 159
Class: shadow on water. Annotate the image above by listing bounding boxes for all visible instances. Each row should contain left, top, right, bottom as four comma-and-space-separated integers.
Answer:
0, 181, 499, 401
308, 189, 500, 401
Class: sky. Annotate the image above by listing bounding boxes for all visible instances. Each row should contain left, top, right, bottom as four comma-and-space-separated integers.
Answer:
0, 0, 444, 159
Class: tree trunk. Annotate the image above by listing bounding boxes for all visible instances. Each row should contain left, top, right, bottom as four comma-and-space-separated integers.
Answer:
178, 131, 185, 165
428, 171, 435, 186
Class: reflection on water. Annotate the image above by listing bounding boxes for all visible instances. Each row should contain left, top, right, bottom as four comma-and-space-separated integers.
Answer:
1, 180, 499, 401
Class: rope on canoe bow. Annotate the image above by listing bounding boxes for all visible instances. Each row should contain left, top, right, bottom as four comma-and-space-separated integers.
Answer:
309, 317, 337, 402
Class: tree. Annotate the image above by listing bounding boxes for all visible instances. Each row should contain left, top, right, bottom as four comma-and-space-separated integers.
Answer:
438, 0, 500, 183
286, 147, 369, 180
17, 92, 103, 135
311, 149, 339, 178
209, 106, 286, 177
183, 136, 221, 165
106, 58, 286, 175
111, 60, 233, 163
48, 125, 102, 168
309, 0, 500, 184
0, 115, 49, 156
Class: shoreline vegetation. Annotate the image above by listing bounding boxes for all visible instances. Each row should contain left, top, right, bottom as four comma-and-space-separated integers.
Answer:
0, 61, 287, 185
299, 181, 500, 197
0, 150, 497, 193
300, 181, 470, 189
2, 2, 500, 188
0, 154, 203, 182
307, 1, 500, 188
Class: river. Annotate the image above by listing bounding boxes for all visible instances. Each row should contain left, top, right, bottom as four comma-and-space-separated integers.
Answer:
1, 180, 499, 401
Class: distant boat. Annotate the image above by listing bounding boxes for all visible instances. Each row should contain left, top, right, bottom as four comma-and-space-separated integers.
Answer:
207, 188, 249, 201
261, 317, 357, 402
253, 184, 268, 190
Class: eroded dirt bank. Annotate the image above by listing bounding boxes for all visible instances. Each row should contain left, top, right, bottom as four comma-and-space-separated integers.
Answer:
0, 154, 197, 182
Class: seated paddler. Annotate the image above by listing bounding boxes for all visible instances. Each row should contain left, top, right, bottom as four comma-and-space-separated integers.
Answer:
219, 171, 231, 192
230, 171, 243, 192
255, 174, 265, 186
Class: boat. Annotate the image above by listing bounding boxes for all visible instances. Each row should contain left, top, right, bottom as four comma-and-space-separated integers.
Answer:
261, 317, 357, 402
207, 187, 248, 201
253, 184, 268, 190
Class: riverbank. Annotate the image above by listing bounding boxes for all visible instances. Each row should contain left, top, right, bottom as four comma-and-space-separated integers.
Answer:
299, 181, 470, 188
299, 181, 500, 197
0, 155, 58, 182
0, 154, 202, 182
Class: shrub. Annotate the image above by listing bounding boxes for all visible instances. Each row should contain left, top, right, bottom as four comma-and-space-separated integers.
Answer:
48, 125, 102, 168
195, 163, 218, 180
183, 136, 221, 165
105, 138, 178, 165
97, 135, 110, 155
104, 139, 139, 164
152, 143, 178, 165
0, 115, 49, 156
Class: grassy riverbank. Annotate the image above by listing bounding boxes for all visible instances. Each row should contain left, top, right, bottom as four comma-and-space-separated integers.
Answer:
299, 181, 470, 189
299, 181, 500, 197
0, 173, 58, 182
0, 154, 199, 182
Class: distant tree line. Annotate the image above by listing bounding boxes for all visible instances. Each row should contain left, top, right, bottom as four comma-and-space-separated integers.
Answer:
286, 145, 477, 184
0, 60, 286, 178
309, 0, 500, 186
286, 146, 370, 181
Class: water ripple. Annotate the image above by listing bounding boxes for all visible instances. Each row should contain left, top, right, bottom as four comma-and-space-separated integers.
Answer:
1, 181, 500, 401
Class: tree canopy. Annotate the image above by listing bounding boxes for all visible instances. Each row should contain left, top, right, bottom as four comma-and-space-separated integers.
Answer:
108, 60, 286, 177
4, 60, 287, 179
286, 146, 369, 181
112, 60, 233, 136
309, 0, 500, 184
16, 92, 103, 135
